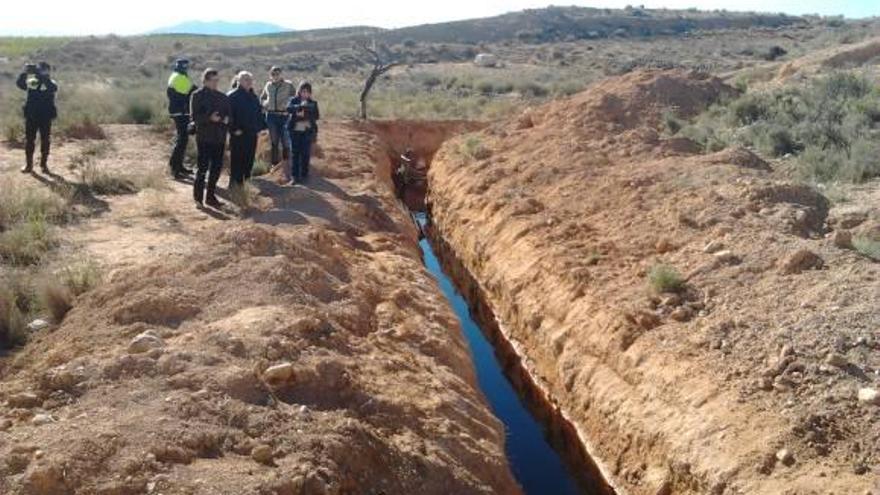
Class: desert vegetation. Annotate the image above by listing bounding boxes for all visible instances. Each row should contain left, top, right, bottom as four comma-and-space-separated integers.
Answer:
671, 72, 880, 184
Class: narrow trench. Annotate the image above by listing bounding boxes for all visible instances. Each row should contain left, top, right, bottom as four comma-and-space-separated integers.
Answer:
416, 212, 584, 495
367, 121, 614, 495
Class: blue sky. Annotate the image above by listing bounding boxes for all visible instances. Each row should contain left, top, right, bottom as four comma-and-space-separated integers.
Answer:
1, 1, 877, 36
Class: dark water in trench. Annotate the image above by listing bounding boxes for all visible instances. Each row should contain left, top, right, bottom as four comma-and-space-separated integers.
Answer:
415, 214, 582, 495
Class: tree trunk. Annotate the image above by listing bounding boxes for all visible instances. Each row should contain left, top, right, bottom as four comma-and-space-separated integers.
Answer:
359, 72, 379, 120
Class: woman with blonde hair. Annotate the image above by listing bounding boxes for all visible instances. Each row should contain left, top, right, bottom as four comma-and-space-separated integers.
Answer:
227, 71, 267, 188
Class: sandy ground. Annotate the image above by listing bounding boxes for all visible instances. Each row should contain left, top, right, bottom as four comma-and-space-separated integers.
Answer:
428, 70, 880, 495
0, 124, 520, 494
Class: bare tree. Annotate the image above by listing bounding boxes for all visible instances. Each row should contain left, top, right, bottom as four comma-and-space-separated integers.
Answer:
356, 41, 401, 120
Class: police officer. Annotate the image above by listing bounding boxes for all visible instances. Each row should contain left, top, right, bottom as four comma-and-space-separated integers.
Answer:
166, 58, 197, 179
16, 62, 57, 174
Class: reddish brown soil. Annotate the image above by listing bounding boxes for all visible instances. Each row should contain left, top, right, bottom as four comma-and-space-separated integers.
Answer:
428, 70, 880, 495
0, 124, 520, 494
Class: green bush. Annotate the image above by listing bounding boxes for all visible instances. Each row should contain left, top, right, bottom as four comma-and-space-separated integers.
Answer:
679, 71, 880, 183
853, 236, 880, 261
123, 102, 154, 124
518, 82, 549, 98
648, 264, 685, 293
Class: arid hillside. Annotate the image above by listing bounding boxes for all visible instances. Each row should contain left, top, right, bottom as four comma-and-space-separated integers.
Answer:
0, 124, 519, 494
428, 69, 880, 494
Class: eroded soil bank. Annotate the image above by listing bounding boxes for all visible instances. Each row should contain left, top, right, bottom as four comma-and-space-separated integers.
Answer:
428, 70, 880, 494
0, 123, 520, 494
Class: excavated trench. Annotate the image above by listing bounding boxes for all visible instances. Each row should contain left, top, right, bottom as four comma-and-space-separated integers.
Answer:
365, 121, 616, 495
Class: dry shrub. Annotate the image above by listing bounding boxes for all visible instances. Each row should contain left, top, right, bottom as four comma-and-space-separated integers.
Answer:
0, 288, 28, 349
62, 117, 107, 140
0, 216, 55, 266
142, 190, 173, 218
40, 281, 72, 323
79, 163, 138, 195
38, 259, 101, 323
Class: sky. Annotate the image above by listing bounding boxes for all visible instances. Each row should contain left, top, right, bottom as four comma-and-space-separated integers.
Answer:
1, 0, 878, 36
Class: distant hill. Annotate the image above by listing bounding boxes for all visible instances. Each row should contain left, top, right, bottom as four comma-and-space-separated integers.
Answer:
149, 21, 291, 36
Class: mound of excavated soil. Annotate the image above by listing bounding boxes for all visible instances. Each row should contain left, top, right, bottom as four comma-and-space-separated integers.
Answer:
428, 70, 880, 494
0, 124, 519, 494
776, 36, 880, 81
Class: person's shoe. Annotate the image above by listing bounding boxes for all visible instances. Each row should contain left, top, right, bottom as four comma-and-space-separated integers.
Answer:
22, 153, 34, 173
39, 155, 49, 174
193, 185, 204, 205
205, 196, 222, 209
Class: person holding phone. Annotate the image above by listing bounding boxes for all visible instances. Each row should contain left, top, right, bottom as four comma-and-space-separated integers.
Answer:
190, 68, 231, 208
285, 81, 320, 185
227, 71, 267, 189
16, 62, 57, 174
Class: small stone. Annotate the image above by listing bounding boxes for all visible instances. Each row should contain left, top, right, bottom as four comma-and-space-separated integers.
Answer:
27, 319, 50, 331
836, 210, 868, 229
263, 362, 295, 383
703, 240, 725, 254
7, 392, 41, 409
757, 452, 776, 474
713, 250, 740, 264
655, 238, 674, 254
128, 331, 164, 354
660, 294, 681, 307
857, 387, 879, 405
670, 307, 693, 322
251, 444, 274, 465
31, 414, 55, 426
303, 473, 328, 495
825, 352, 848, 368
756, 377, 773, 391
779, 249, 824, 275
776, 448, 795, 466
832, 230, 853, 249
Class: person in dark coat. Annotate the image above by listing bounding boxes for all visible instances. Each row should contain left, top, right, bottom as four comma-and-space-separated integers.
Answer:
166, 58, 197, 179
190, 68, 231, 208
227, 71, 267, 188
285, 81, 320, 185
16, 62, 57, 173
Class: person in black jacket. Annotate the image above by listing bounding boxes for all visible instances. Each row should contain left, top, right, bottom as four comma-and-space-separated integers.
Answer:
286, 81, 319, 185
190, 68, 231, 208
16, 62, 57, 174
166, 59, 197, 179
227, 71, 267, 188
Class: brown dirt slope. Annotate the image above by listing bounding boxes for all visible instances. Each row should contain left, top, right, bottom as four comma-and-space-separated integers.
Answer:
428, 69, 880, 494
0, 124, 520, 494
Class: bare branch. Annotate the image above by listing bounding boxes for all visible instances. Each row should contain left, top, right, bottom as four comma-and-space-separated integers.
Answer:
355, 39, 406, 120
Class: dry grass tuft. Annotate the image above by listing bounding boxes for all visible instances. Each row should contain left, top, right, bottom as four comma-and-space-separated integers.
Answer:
40, 281, 72, 324
648, 264, 685, 293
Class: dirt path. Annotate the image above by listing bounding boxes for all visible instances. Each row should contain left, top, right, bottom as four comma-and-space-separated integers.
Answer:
0, 124, 520, 494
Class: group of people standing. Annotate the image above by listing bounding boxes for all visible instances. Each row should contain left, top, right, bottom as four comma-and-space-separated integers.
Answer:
166, 59, 319, 208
